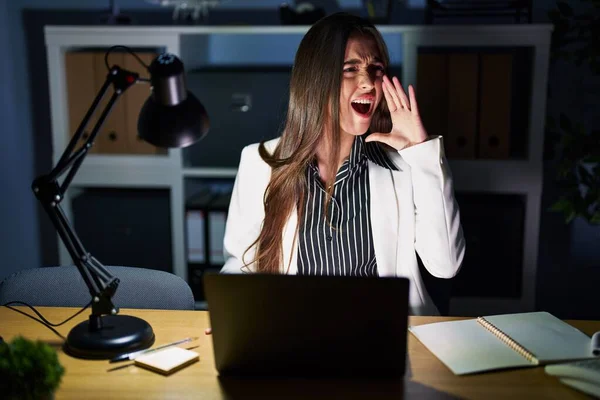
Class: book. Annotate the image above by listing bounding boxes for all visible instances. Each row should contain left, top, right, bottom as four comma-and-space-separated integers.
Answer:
409, 311, 594, 375
134, 347, 199, 375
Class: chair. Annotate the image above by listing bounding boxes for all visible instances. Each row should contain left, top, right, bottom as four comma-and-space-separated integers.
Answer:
418, 255, 453, 316
0, 266, 195, 310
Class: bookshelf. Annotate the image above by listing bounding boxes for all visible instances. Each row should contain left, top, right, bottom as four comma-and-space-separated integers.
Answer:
44, 24, 552, 313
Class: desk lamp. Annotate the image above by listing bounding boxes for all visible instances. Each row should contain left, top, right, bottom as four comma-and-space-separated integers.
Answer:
32, 46, 209, 359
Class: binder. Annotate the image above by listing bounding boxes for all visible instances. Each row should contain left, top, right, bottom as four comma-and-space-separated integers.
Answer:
478, 53, 513, 159
186, 187, 232, 301
65, 51, 167, 155
186, 189, 216, 265
207, 192, 231, 265
416, 53, 448, 144
186, 210, 206, 263
123, 52, 167, 155
93, 52, 129, 154
446, 53, 478, 159
65, 52, 100, 153
208, 211, 227, 265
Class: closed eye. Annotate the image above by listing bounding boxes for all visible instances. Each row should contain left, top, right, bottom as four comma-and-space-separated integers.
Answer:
343, 64, 385, 76
370, 64, 385, 75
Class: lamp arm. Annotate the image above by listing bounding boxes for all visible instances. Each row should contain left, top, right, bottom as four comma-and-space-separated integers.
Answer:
32, 65, 142, 325
53, 76, 114, 176
61, 90, 121, 192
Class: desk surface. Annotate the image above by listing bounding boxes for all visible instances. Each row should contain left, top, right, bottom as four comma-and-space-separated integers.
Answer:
1, 307, 598, 399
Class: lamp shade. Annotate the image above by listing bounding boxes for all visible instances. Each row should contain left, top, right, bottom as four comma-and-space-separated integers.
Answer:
138, 53, 209, 148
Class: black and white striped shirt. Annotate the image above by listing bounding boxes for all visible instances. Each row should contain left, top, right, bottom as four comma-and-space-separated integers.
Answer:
297, 135, 397, 276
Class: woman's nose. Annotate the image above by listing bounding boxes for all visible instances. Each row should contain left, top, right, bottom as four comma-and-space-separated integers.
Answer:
358, 72, 375, 90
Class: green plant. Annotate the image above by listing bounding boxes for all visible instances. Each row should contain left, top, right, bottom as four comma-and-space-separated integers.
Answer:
0, 336, 65, 400
546, 0, 600, 224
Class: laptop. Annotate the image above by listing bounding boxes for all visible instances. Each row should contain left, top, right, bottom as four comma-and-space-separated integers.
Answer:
203, 273, 410, 378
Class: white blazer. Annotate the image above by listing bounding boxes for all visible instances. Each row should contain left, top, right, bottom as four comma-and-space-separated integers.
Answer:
221, 135, 466, 315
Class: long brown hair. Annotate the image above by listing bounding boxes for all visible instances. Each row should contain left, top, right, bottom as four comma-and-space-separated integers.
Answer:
245, 13, 392, 273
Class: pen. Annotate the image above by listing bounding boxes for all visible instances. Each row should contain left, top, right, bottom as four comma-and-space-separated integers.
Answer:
109, 337, 199, 363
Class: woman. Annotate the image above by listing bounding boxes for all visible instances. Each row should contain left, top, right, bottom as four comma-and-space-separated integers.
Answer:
220, 12, 465, 315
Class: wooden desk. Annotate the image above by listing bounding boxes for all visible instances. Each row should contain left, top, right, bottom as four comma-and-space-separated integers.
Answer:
1, 307, 597, 399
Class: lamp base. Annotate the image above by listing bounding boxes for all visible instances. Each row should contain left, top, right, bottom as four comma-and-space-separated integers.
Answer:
64, 315, 155, 359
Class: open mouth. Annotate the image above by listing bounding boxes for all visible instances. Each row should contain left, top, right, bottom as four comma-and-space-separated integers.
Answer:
351, 99, 373, 117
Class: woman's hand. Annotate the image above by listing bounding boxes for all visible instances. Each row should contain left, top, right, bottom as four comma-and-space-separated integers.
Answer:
366, 76, 429, 150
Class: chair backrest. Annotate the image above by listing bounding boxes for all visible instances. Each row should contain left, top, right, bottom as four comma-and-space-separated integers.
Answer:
0, 266, 195, 310
418, 255, 453, 316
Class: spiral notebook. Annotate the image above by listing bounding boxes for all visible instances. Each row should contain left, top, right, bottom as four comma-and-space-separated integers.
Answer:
409, 311, 594, 375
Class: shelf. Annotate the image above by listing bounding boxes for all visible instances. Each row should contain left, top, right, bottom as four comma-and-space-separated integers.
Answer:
68, 155, 180, 188
449, 159, 542, 194
61, 153, 178, 165
45, 24, 553, 37
182, 160, 543, 193
183, 168, 237, 178
44, 24, 552, 316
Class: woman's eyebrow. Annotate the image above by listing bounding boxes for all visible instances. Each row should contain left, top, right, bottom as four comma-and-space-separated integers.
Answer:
343, 59, 362, 66
343, 57, 383, 66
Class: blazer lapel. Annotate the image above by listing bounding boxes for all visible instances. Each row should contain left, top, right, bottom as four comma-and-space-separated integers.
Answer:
282, 206, 299, 274
368, 160, 399, 277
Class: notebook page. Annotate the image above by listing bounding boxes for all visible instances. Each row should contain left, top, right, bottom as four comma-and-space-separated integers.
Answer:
409, 319, 532, 375
484, 312, 592, 363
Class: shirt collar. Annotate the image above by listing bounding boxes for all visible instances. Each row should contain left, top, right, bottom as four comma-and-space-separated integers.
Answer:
361, 134, 399, 171
307, 134, 400, 188
349, 135, 366, 171
307, 137, 367, 188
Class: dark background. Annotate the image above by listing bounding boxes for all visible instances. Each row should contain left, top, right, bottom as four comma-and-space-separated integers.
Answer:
0, 0, 598, 319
